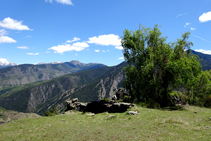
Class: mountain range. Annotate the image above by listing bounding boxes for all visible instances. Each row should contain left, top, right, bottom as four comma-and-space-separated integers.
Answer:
0, 62, 126, 115
0, 60, 106, 89
0, 50, 211, 115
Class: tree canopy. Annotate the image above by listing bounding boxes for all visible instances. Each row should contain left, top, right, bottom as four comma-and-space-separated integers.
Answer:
121, 25, 206, 107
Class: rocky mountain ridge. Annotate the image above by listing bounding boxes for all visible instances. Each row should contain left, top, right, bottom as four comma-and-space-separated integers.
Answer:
0, 60, 106, 89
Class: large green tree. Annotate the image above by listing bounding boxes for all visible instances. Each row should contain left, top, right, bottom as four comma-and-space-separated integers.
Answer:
121, 25, 202, 107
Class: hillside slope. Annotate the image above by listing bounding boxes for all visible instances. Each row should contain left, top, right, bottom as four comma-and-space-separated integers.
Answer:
191, 50, 211, 71
0, 65, 112, 114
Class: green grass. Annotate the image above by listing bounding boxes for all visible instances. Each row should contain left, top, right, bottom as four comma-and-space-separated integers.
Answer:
0, 106, 211, 140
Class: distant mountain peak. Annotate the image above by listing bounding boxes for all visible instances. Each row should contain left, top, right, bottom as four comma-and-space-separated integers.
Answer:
0, 58, 17, 68
69, 60, 85, 65
34, 62, 64, 65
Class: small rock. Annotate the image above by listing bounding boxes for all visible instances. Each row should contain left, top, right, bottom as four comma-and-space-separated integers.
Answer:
194, 112, 197, 114
204, 127, 211, 129
72, 98, 78, 103
86, 113, 95, 116
209, 117, 211, 120
131, 104, 137, 107
127, 111, 138, 115
6, 118, 10, 122
106, 115, 115, 120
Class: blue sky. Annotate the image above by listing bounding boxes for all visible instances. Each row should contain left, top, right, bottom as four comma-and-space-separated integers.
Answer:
0, 0, 210, 66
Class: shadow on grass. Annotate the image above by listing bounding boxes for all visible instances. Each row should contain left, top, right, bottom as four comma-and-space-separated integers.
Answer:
160, 105, 187, 111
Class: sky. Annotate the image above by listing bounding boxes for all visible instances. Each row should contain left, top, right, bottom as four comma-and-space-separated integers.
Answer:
0, 0, 210, 66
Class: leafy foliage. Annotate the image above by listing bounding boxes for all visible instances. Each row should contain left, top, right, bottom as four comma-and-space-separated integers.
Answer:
121, 24, 205, 107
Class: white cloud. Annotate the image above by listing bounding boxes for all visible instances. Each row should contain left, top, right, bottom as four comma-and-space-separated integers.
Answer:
199, 11, 211, 22
195, 49, 211, 55
48, 42, 89, 54
102, 50, 106, 52
184, 22, 191, 27
0, 29, 17, 43
66, 37, 80, 43
94, 50, 100, 52
118, 57, 124, 60
27, 53, 39, 55
75, 54, 78, 56
193, 35, 210, 42
176, 13, 186, 18
45, 0, 73, 5
87, 34, 121, 46
0, 36, 17, 43
17, 46, 28, 49
191, 27, 195, 30
0, 29, 7, 36
27, 36, 32, 38
46, 51, 51, 53
0, 17, 31, 30
115, 46, 123, 50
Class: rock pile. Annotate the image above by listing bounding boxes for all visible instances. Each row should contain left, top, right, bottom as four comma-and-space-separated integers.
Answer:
66, 99, 135, 113
65, 88, 135, 114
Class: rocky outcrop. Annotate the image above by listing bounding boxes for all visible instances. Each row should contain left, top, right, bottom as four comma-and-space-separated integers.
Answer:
65, 89, 134, 113
66, 99, 136, 113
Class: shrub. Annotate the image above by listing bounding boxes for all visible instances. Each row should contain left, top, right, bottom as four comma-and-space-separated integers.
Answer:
102, 97, 110, 102
146, 99, 160, 109
44, 105, 58, 116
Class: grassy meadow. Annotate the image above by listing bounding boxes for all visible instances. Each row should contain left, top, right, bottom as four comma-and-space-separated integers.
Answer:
0, 105, 211, 141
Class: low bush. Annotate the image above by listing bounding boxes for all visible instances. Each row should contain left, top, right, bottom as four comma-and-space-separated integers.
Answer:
44, 105, 58, 116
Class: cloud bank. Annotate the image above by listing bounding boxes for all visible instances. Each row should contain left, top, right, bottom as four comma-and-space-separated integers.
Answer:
49, 34, 124, 54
